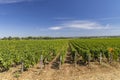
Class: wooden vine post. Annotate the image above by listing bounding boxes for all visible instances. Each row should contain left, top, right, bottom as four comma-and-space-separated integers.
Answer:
99, 52, 102, 64
74, 51, 77, 67
88, 54, 90, 67
110, 53, 113, 63
59, 56, 62, 69
21, 58, 24, 73
40, 55, 43, 70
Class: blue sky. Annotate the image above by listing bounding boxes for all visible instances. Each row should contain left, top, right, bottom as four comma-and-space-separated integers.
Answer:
0, 0, 120, 37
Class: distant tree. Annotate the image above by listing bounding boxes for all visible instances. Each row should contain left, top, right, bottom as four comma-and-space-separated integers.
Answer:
2, 37, 8, 40
8, 36, 12, 40
13, 37, 20, 40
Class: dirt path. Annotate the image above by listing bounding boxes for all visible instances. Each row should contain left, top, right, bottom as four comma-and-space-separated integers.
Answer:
0, 62, 120, 80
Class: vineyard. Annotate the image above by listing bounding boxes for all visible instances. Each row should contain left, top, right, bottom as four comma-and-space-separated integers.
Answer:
69, 38, 120, 65
0, 38, 120, 72
0, 40, 68, 72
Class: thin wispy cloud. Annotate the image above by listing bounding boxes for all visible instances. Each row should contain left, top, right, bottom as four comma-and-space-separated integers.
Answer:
49, 26, 62, 30
53, 17, 74, 21
49, 20, 110, 30
0, 0, 32, 4
98, 17, 120, 20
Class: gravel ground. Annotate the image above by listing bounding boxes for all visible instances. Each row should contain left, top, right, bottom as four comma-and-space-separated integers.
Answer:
0, 62, 120, 80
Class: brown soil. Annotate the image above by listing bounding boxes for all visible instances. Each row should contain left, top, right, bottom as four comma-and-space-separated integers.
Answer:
0, 62, 120, 80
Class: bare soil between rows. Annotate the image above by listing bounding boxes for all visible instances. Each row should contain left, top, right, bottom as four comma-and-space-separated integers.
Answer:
0, 62, 120, 80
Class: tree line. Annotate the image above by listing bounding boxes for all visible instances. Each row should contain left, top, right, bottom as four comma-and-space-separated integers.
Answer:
0, 36, 69, 40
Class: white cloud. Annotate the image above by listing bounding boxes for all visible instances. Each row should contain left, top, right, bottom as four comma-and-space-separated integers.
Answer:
49, 20, 111, 30
49, 26, 62, 30
65, 20, 110, 29
0, 0, 31, 4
